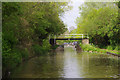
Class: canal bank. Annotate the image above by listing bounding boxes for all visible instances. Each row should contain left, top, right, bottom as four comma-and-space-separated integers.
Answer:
80, 44, 120, 57
10, 45, 119, 78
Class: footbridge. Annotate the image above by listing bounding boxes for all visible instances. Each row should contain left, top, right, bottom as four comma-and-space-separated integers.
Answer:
49, 34, 89, 46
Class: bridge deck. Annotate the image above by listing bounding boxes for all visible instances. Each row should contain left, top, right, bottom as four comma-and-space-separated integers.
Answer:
50, 38, 88, 40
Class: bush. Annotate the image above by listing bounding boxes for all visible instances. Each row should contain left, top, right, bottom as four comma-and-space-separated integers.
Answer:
32, 40, 51, 56
51, 45, 59, 50
114, 46, 120, 51
42, 39, 51, 52
80, 44, 120, 54
80, 44, 97, 52
18, 48, 29, 60
80, 44, 107, 53
106, 46, 113, 50
2, 52, 22, 70
2, 40, 22, 71
118, 52, 120, 54
2, 47, 29, 71
32, 44, 43, 56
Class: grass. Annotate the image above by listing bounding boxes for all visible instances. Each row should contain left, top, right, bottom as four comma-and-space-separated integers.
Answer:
80, 44, 120, 54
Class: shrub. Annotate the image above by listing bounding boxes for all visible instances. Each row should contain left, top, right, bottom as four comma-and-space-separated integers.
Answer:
42, 39, 51, 52
2, 40, 22, 71
118, 52, 120, 54
32, 40, 51, 56
2, 52, 22, 70
32, 44, 43, 56
114, 46, 120, 51
51, 45, 59, 50
107, 46, 113, 50
20, 48, 29, 60
80, 44, 107, 53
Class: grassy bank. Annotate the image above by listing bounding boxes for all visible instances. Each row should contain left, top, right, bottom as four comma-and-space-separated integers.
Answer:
80, 44, 120, 54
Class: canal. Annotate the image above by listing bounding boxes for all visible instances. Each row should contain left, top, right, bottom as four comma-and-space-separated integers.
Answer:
10, 45, 119, 78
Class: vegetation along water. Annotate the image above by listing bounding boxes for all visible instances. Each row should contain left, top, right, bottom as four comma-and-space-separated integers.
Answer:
2, 1, 120, 79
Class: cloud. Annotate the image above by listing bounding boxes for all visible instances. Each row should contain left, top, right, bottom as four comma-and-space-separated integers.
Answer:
61, 0, 84, 31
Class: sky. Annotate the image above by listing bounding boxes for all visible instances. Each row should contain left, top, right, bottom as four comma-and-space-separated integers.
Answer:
61, 0, 84, 31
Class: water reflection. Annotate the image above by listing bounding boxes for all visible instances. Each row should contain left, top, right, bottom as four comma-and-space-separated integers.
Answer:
10, 45, 119, 78
63, 46, 81, 78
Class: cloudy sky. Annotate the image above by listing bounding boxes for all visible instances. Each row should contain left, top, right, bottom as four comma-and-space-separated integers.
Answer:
61, 0, 84, 31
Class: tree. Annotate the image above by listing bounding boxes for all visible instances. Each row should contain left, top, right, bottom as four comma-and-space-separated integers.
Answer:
76, 2, 119, 47
2, 2, 70, 77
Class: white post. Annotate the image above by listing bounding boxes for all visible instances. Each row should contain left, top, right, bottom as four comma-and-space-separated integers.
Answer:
82, 34, 83, 39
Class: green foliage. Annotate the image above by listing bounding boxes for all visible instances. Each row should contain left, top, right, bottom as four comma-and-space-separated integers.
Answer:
2, 39, 29, 70
51, 45, 59, 50
42, 39, 51, 52
32, 44, 43, 56
2, 2, 70, 75
80, 44, 105, 53
32, 40, 51, 56
106, 46, 113, 50
76, 2, 120, 48
16, 48, 29, 60
114, 46, 120, 51
2, 46, 22, 70
80, 44, 119, 54
2, 52, 22, 70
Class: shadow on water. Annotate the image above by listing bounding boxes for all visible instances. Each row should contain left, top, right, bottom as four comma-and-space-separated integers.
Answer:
10, 45, 119, 78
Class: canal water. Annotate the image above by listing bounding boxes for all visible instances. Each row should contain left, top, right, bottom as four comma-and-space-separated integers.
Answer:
10, 45, 119, 78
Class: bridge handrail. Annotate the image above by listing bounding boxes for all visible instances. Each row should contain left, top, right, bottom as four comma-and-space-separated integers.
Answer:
49, 34, 89, 40
64, 34, 87, 35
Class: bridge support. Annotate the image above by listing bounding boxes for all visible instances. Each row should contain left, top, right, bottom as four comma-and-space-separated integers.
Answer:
50, 39, 56, 46
82, 39, 89, 44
